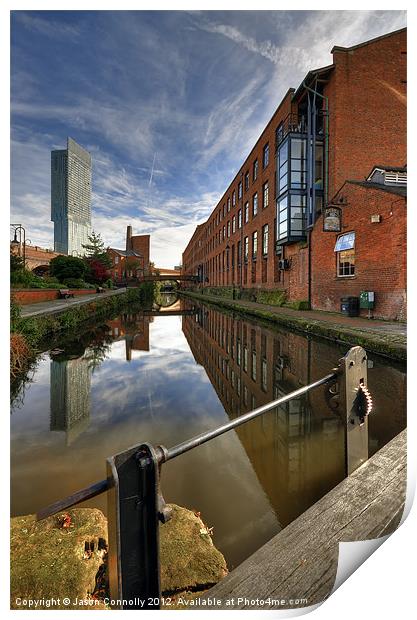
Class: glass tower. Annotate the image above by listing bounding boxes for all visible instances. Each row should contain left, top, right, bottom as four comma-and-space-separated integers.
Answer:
50, 356, 91, 446
51, 137, 92, 255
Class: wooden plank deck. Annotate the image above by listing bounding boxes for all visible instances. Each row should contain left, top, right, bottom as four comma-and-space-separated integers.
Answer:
198, 430, 407, 610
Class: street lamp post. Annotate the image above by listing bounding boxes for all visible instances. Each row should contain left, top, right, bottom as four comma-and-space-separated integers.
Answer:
10, 224, 26, 269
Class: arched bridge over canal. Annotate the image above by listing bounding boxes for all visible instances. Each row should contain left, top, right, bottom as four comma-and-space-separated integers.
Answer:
139, 274, 198, 283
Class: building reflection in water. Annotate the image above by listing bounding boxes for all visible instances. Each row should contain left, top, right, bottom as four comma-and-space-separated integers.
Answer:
181, 304, 406, 528
50, 312, 153, 442
50, 355, 92, 446
107, 312, 152, 360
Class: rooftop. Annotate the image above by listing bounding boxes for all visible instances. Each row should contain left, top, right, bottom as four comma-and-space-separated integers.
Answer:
110, 248, 143, 258
331, 27, 406, 53
346, 180, 407, 197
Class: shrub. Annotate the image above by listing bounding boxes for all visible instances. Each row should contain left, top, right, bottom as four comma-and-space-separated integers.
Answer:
30, 281, 62, 289
62, 278, 89, 289
10, 333, 33, 379
285, 300, 311, 311
43, 276, 60, 285
256, 290, 287, 306
84, 258, 110, 284
10, 298, 22, 331
10, 269, 41, 288
10, 251, 25, 273
50, 255, 87, 281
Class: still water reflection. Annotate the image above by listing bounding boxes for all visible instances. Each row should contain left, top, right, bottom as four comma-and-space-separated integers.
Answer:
10, 296, 406, 569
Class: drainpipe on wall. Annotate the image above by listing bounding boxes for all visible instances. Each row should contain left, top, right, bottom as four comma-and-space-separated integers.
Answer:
308, 229, 312, 309
302, 78, 329, 310
302, 79, 329, 207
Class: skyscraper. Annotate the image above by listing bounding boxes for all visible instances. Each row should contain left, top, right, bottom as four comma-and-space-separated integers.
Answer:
50, 356, 91, 446
51, 137, 92, 255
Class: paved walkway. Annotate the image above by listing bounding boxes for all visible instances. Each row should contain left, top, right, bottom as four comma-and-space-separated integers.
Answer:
181, 292, 406, 361
20, 288, 127, 318
236, 300, 407, 336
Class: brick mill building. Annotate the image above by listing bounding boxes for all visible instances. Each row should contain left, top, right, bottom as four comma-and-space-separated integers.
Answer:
107, 226, 151, 282
181, 28, 407, 320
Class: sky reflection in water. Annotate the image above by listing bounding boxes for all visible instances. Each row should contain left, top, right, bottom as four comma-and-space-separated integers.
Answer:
10, 299, 406, 568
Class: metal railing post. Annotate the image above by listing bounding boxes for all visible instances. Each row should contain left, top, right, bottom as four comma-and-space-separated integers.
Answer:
339, 346, 371, 475
107, 443, 162, 609
35, 345, 374, 608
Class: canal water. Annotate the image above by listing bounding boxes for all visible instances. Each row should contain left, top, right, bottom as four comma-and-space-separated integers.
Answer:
11, 296, 406, 570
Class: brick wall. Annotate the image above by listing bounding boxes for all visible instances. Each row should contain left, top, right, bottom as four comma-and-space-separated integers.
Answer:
182, 89, 294, 292
311, 183, 406, 320
10, 244, 63, 271
327, 29, 406, 199
131, 235, 150, 270
12, 289, 95, 305
107, 248, 124, 280
181, 29, 407, 318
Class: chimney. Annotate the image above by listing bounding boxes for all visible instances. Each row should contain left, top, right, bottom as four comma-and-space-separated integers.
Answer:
126, 225, 132, 251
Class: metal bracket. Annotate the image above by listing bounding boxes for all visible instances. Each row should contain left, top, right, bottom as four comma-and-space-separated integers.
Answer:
339, 346, 370, 475
107, 443, 161, 609
156, 444, 172, 524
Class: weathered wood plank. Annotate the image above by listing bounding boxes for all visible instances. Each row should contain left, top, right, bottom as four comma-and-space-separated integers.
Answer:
197, 430, 406, 609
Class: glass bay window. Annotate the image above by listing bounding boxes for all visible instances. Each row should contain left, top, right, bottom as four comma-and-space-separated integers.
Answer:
277, 194, 307, 243
276, 133, 323, 246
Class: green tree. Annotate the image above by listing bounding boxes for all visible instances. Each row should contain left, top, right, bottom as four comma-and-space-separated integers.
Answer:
10, 251, 24, 273
49, 255, 87, 282
82, 230, 104, 257
82, 231, 112, 268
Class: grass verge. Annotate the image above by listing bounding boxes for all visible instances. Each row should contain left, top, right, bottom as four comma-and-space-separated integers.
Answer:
10, 284, 155, 380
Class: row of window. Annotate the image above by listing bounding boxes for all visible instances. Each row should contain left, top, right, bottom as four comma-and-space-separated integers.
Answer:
209, 225, 270, 272
243, 225, 268, 260
190, 314, 286, 401
207, 182, 269, 252
193, 229, 356, 279
210, 144, 270, 232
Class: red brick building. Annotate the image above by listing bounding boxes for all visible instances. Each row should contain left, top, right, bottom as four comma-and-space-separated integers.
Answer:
181, 28, 406, 320
107, 226, 150, 282
311, 167, 406, 320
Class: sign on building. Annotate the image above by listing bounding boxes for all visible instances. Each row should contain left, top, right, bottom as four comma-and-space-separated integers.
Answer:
323, 206, 342, 232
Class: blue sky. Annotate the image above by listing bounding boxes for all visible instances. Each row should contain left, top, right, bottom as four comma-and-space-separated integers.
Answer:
10, 10, 406, 267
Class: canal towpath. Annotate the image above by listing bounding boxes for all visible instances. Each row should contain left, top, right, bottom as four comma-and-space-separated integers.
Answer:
180, 291, 406, 361
19, 288, 128, 319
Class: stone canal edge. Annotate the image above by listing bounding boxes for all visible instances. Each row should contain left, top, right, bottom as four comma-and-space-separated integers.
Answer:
179, 291, 406, 363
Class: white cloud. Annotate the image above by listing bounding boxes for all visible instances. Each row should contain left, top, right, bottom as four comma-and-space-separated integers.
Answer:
13, 98, 156, 161
198, 75, 267, 167
199, 22, 285, 66
198, 11, 406, 75
91, 188, 218, 266
10, 10, 406, 268
13, 12, 82, 39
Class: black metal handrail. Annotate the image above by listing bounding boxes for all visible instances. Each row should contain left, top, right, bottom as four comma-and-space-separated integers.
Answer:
36, 371, 336, 521
275, 112, 308, 148
163, 372, 336, 462
35, 345, 371, 610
